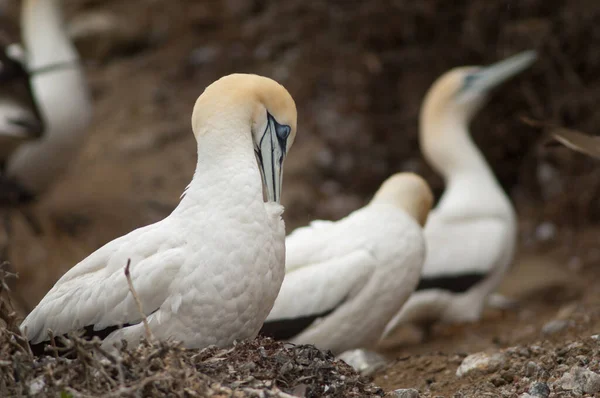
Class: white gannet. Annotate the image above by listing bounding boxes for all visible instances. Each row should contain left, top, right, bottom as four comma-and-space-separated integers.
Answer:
381, 51, 537, 340
2, 0, 92, 200
21, 73, 298, 354
260, 173, 433, 355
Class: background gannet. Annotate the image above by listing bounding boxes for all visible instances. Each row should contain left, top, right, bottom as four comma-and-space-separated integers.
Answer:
3, 0, 92, 200
20, 73, 298, 354
261, 173, 432, 355
0, 46, 42, 166
382, 51, 537, 340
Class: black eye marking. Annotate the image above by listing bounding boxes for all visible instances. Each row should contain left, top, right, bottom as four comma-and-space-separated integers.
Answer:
267, 112, 291, 156
276, 124, 291, 141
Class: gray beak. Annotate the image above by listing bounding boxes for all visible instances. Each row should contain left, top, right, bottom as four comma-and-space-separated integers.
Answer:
469, 50, 537, 93
256, 113, 291, 203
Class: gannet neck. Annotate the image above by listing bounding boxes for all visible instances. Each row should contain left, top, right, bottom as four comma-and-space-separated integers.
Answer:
421, 113, 496, 182
176, 118, 264, 214
420, 112, 511, 216
22, 0, 78, 69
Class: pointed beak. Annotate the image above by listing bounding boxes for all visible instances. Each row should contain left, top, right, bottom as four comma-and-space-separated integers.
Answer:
256, 114, 291, 204
473, 50, 537, 92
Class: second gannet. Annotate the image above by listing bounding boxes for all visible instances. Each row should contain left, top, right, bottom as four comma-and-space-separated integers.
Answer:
382, 51, 537, 339
3, 0, 92, 200
21, 73, 298, 354
261, 173, 432, 355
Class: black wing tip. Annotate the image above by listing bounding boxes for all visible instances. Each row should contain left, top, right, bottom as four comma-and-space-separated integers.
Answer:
259, 308, 337, 341
27, 324, 126, 357
416, 273, 487, 293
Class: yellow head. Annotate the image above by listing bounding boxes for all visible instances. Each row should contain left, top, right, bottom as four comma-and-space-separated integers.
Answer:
421, 51, 537, 127
191, 74, 298, 203
370, 172, 433, 226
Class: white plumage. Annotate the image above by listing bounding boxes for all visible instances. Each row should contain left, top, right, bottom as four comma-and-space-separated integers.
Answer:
382, 51, 536, 339
262, 173, 433, 354
21, 73, 298, 352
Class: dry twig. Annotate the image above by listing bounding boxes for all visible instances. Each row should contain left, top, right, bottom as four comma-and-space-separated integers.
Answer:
522, 117, 600, 160
124, 258, 154, 342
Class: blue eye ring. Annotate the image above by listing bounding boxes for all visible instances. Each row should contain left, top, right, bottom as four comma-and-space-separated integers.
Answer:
463, 73, 478, 89
276, 124, 291, 141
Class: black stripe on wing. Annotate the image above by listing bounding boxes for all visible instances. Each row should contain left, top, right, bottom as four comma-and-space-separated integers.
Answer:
416, 272, 487, 293
260, 307, 337, 341
29, 307, 159, 357
29, 322, 134, 357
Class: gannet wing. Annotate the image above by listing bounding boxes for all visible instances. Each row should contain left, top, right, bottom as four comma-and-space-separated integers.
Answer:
418, 212, 512, 292
261, 249, 376, 340
283, 219, 336, 272
21, 223, 185, 344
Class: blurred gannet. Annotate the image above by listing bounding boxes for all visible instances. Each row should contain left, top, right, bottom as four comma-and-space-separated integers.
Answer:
2, 0, 92, 200
0, 46, 42, 166
21, 74, 298, 354
382, 51, 537, 339
261, 173, 432, 354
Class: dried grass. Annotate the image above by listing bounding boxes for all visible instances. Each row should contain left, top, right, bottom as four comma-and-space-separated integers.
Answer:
0, 269, 384, 398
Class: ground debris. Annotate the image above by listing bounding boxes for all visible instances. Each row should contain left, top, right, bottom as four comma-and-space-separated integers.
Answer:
0, 328, 385, 397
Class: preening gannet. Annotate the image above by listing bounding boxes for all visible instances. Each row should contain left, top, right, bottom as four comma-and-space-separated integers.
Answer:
261, 173, 432, 354
21, 74, 298, 354
382, 51, 537, 339
2, 0, 91, 200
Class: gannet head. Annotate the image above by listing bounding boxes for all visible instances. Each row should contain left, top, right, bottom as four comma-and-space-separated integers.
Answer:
421, 51, 537, 125
370, 172, 433, 226
192, 73, 297, 204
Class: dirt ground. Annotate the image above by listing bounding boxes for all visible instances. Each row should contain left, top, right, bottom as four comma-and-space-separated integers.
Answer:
1, 0, 600, 396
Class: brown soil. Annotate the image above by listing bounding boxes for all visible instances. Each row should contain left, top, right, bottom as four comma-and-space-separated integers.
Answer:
1, 0, 600, 396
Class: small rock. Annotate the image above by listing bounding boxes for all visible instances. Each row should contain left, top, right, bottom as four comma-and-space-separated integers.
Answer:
557, 366, 600, 395
337, 349, 388, 376
524, 361, 541, 377
490, 375, 507, 387
541, 319, 570, 335
528, 381, 550, 398
386, 388, 420, 398
456, 352, 506, 377
28, 376, 45, 395
556, 302, 578, 319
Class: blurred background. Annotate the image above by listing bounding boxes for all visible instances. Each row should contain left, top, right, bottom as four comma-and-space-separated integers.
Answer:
1, 0, 599, 340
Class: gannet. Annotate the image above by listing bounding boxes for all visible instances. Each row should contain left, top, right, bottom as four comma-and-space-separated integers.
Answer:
260, 173, 432, 355
382, 51, 537, 340
21, 73, 298, 354
2, 0, 92, 200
